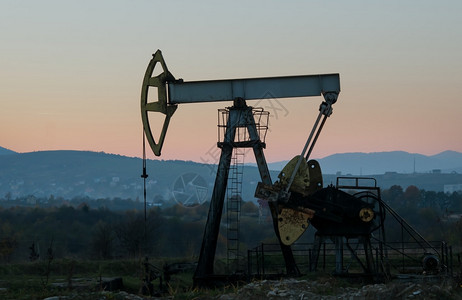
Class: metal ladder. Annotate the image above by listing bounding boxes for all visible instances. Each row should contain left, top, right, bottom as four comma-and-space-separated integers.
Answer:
226, 147, 245, 274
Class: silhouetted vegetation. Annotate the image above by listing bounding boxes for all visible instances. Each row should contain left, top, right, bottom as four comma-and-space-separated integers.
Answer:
0, 186, 460, 264
382, 185, 462, 248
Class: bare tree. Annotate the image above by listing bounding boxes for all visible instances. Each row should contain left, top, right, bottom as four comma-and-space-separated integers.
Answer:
114, 210, 161, 258
91, 221, 115, 260
114, 212, 146, 257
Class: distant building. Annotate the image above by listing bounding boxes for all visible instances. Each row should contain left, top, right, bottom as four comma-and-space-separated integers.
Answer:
26, 196, 37, 205
444, 184, 462, 194
384, 172, 398, 175
446, 213, 462, 222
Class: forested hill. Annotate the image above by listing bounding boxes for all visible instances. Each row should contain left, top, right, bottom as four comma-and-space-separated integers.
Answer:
0, 146, 16, 155
1, 150, 461, 203
0, 150, 222, 202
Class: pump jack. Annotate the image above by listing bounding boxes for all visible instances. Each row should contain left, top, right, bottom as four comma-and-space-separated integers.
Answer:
141, 50, 356, 285
141, 50, 450, 286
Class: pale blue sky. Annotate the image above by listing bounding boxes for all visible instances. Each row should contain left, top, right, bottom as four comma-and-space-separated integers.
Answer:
1, 1, 461, 162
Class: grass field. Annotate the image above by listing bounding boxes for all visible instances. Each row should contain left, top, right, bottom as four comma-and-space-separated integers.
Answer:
0, 256, 459, 299
0, 258, 205, 299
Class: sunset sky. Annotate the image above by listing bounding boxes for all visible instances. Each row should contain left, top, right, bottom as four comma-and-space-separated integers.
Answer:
1, 1, 461, 163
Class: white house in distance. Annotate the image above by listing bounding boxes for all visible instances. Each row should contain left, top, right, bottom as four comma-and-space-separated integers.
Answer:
444, 184, 462, 194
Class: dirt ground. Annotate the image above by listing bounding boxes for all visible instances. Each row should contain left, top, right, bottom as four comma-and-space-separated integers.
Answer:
213, 277, 462, 300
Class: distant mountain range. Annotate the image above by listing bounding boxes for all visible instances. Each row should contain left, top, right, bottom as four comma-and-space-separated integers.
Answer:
1, 147, 461, 202
265, 151, 462, 175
